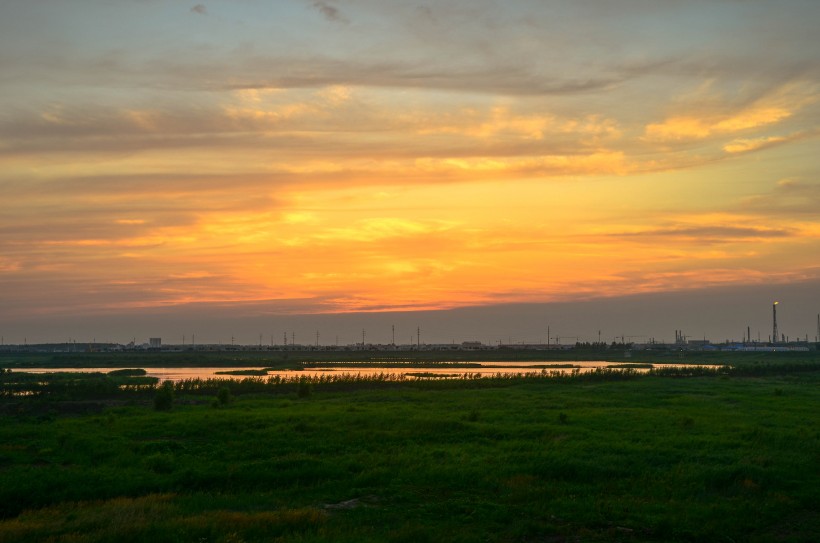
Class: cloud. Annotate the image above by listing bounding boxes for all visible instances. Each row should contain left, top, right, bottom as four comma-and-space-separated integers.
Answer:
645, 106, 792, 142
741, 179, 820, 217
311, 1, 348, 24
314, 218, 457, 243
613, 225, 794, 242
723, 135, 787, 154
0, 44, 662, 98
643, 82, 817, 143
191, 4, 207, 16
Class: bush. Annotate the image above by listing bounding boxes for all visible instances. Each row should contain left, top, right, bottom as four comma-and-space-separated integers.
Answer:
154, 381, 174, 411
217, 386, 232, 406
297, 378, 312, 398
145, 452, 175, 473
558, 412, 569, 424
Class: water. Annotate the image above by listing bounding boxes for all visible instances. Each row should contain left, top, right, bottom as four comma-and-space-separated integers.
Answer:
18, 361, 700, 382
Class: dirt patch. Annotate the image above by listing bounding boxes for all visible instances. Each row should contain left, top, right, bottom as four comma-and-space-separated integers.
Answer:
322, 495, 380, 511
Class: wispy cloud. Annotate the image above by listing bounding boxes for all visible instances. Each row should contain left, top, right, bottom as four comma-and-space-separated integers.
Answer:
644, 83, 816, 143
741, 179, 820, 217
311, 1, 348, 24
612, 225, 795, 242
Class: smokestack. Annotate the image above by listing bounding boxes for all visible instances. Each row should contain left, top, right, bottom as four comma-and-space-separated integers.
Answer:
772, 302, 779, 344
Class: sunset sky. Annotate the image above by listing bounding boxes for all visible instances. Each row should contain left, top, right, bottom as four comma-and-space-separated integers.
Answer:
1, 1, 819, 344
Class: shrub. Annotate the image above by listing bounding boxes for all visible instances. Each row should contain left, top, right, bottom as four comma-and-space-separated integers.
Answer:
145, 452, 175, 473
217, 386, 232, 406
297, 378, 312, 398
558, 412, 569, 424
154, 381, 174, 411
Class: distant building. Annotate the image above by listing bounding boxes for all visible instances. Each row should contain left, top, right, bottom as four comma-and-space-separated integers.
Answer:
149, 338, 162, 349
687, 339, 710, 348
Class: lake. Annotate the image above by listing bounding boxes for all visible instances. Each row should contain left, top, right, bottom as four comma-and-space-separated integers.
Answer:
19, 361, 705, 382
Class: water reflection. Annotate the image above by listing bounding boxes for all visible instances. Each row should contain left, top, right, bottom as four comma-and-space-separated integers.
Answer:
20, 362, 703, 382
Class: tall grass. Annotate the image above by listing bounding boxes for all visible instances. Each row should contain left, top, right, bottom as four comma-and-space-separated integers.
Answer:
3, 362, 818, 402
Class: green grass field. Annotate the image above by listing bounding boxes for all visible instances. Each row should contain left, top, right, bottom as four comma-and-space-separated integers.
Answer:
1, 368, 818, 542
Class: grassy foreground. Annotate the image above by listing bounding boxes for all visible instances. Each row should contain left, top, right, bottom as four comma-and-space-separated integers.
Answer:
1, 372, 818, 542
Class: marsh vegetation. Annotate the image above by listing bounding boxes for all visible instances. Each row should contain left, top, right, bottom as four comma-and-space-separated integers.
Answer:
0, 355, 817, 541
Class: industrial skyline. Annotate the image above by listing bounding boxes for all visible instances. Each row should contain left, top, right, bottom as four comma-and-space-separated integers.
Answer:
3, 286, 818, 348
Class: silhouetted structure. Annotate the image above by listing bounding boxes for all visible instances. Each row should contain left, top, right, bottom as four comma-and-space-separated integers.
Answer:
772, 302, 779, 344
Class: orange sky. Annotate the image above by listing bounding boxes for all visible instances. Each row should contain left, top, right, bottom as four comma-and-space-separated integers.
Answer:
1, 1, 819, 342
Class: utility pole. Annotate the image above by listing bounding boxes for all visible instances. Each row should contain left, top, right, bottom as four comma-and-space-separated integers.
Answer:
392, 324, 395, 346
316, 330, 319, 347
417, 327, 421, 350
